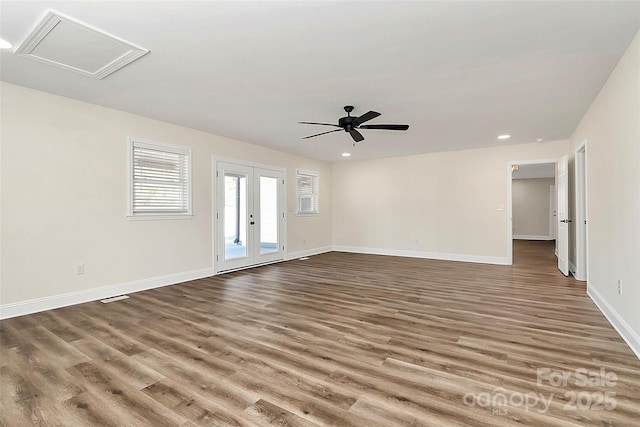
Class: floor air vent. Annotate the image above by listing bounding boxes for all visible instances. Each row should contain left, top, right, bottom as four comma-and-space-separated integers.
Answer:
100, 295, 130, 304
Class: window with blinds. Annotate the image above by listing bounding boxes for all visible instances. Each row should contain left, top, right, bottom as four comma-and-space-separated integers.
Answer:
128, 139, 192, 219
296, 169, 319, 214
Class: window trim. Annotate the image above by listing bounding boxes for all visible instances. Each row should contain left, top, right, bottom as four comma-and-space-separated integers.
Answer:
296, 169, 319, 215
127, 137, 193, 220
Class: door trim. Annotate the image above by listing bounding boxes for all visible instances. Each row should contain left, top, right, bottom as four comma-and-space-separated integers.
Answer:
212, 157, 287, 274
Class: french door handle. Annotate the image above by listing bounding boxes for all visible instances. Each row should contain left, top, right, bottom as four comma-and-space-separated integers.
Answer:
560, 219, 572, 223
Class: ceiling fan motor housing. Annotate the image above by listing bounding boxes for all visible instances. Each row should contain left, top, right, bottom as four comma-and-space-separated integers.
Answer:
339, 115, 358, 131
340, 106, 356, 131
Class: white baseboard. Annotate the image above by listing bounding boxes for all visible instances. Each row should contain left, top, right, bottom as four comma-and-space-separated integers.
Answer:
0, 245, 510, 319
513, 235, 554, 240
0, 267, 215, 320
1, 246, 334, 319
332, 246, 509, 265
587, 285, 640, 360
285, 246, 332, 260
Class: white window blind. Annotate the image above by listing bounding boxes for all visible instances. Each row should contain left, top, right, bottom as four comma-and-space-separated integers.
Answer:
296, 169, 319, 214
129, 139, 191, 218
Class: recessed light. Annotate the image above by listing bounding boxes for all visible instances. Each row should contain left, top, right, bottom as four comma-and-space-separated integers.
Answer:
342, 152, 351, 157
498, 134, 511, 140
0, 39, 12, 49
536, 137, 545, 142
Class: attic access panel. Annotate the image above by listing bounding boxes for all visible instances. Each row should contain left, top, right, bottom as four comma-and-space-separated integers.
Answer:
14, 10, 149, 79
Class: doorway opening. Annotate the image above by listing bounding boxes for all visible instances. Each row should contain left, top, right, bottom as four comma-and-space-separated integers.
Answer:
507, 159, 562, 269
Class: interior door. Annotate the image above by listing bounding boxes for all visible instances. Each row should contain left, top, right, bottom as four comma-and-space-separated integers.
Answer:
557, 155, 569, 275
549, 184, 556, 239
216, 162, 284, 272
574, 144, 587, 281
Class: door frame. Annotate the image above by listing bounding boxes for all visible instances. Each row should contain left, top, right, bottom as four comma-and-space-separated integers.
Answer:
506, 158, 560, 265
574, 140, 588, 281
212, 157, 287, 273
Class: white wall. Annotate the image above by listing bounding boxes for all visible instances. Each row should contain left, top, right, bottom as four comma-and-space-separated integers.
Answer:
512, 178, 555, 239
0, 82, 332, 308
569, 31, 640, 356
332, 140, 568, 263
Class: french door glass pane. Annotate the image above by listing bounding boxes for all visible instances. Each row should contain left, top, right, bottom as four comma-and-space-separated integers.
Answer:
224, 173, 247, 260
260, 176, 278, 255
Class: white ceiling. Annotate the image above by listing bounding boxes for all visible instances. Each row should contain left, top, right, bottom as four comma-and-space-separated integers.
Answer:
1, 1, 638, 162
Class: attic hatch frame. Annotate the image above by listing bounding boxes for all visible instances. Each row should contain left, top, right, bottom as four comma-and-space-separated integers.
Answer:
13, 9, 149, 80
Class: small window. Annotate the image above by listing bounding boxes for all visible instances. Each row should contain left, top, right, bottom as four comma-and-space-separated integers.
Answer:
296, 169, 319, 214
128, 138, 192, 219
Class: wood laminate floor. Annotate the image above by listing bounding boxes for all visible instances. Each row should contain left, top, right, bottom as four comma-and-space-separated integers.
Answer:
1, 241, 639, 426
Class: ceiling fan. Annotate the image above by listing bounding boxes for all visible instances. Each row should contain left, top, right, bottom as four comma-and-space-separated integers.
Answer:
300, 106, 409, 144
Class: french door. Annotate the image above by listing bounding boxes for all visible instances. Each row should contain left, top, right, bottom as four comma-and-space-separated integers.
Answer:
215, 161, 285, 272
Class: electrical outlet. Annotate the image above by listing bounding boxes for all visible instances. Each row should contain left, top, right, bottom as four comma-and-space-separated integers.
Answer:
617, 279, 622, 295
76, 264, 85, 275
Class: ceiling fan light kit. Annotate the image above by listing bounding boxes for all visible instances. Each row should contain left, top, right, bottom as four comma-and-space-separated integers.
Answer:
300, 105, 409, 145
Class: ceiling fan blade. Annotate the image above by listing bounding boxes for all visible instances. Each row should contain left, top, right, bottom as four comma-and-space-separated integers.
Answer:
349, 129, 365, 142
358, 124, 409, 131
353, 111, 381, 126
299, 121, 341, 127
302, 129, 342, 139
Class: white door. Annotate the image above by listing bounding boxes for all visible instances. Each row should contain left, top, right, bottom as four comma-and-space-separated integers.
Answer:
556, 155, 569, 276
216, 162, 285, 272
254, 168, 285, 265
574, 143, 588, 281
549, 184, 556, 239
